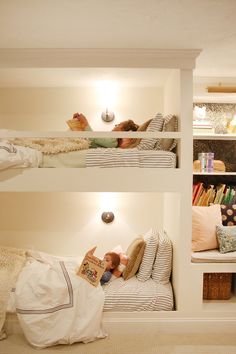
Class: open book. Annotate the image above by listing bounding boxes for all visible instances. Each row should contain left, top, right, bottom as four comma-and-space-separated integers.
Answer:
77, 252, 106, 287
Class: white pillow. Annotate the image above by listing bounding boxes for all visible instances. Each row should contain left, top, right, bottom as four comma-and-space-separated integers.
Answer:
152, 230, 172, 284
136, 228, 159, 282
137, 113, 164, 150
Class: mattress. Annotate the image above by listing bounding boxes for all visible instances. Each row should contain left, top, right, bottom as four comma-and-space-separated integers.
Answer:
42, 148, 176, 168
103, 276, 174, 311
191, 249, 236, 263
7, 276, 174, 313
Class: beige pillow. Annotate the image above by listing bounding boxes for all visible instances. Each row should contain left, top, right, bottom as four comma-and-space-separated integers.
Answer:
125, 119, 152, 149
155, 114, 178, 151
192, 204, 222, 252
123, 237, 146, 280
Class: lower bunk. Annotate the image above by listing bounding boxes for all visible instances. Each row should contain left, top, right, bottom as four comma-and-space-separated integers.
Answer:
1, 228, 174, 348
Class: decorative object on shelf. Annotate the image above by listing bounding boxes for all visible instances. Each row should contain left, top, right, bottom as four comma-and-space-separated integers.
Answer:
101, 211, 114, 223
227, 114, 236, 134
193, 159, 225, 173
198, 152, 214, 173
101, 109, 115, 122
193, 105, 215, 134
193, 139, 236, 172
193, 103, 236, 134
207, 85, 236, 93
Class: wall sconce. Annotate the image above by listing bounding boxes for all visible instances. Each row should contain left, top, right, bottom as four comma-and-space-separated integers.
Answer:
101, 109, 115, 122
101, 211, 114, 223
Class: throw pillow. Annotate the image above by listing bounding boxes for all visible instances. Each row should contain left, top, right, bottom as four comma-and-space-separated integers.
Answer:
152, 230, 172, 284
220, 204, 236, 226
137, 228, 159, 282
155, 114, 178, 151
122, 237, 146, 280
216, 225, 236, 253
192, 204, 222, 252
137, 113, 164, 150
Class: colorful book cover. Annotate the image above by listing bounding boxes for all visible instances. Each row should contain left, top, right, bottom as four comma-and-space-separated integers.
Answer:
77, 253, 106, 287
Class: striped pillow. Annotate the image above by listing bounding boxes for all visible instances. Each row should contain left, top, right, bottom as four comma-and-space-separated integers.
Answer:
155, 115, 178, 151
137, 113, 164, 150
152, 230, 172, 284
137, 228, 159, 282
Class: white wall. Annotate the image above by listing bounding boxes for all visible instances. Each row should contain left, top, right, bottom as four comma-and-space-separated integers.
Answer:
0, 87, 163, 130
0, 192, 164, 257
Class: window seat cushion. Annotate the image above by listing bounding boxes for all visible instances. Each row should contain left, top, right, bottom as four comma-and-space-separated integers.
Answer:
191, 249, 236, 263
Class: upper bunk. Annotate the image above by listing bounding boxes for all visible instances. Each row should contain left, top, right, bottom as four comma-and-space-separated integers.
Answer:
0, 48, 200, 192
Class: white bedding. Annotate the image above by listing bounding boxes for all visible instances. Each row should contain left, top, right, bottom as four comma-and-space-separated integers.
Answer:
103, 276, 173, 311
14, 258, 106, 348
42, 148, 176, 168
0, 141, 42, 170
1, 139, 176, 169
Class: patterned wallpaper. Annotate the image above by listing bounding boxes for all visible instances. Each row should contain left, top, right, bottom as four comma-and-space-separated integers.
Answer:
193, 103, 236, 134
193, 103, 236, 172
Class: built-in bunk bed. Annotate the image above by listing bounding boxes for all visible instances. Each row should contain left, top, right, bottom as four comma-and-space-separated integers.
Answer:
0, 49, 201, 342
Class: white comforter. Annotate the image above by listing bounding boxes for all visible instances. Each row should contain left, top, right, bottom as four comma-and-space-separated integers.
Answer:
15, 258, 106, 348
0, 141, 42, 170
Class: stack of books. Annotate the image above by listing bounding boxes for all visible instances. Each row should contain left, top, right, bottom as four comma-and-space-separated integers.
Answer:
192, 182, 236, 206
193, 119, 215, 134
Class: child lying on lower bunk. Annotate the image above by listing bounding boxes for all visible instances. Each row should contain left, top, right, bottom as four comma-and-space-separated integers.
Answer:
78, 246, 127, 287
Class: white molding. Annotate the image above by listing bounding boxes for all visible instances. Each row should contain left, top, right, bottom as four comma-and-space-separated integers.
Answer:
0, 48, 201, 69
0, 130, 181, 139
193, 133, 236, 140
0, 168, 182, 192
5, 313, 236, 335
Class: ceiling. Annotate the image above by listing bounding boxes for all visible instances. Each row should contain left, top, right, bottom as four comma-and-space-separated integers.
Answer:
0, 0, 236, 82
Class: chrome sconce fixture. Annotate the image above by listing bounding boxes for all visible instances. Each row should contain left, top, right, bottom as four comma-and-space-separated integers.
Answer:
101, 109, 115, 122
101, 211, 114, 223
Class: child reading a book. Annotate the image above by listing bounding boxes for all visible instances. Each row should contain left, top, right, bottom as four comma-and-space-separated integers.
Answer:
100, 252, 120, 285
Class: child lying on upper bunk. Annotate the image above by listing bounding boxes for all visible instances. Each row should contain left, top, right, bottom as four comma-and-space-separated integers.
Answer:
67, 112, 140, 149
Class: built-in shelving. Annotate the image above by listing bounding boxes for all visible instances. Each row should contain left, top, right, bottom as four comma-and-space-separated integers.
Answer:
193, 133, 236, 140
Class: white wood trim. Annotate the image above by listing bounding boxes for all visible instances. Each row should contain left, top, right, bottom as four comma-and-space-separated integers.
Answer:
194, 94, 236, 104
0, 48, 201, 69
0, 168, 182, 192
5, 313, 236, 335
0, 130, 182, 139
193, 172, 236, 176
193, 133, 236, 140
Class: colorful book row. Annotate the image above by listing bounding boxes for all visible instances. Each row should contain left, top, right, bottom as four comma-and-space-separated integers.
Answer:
192, 182, 236, 206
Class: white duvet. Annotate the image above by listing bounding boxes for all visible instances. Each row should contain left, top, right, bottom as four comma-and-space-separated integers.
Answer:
0, 140, 42, 170
15, 258, 106, 348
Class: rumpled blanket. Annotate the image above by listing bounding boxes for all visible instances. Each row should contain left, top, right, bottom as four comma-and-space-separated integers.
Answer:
8, 138, 90, 155
0, 246, 27, 340
15, 258, 106, 348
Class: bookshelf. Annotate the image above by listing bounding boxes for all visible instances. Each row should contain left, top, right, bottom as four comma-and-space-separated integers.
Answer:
192, 99, 236, 310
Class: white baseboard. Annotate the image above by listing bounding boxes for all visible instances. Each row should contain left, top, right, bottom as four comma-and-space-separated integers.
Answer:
5, 312, 236, 335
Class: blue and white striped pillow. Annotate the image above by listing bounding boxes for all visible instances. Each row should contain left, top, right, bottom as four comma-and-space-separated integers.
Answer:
136, 228, 159, 282
137, 113, 164, 150
152, 230, 172, 284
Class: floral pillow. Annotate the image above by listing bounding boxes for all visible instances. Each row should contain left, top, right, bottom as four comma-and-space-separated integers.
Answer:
216, 225, 236, 253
